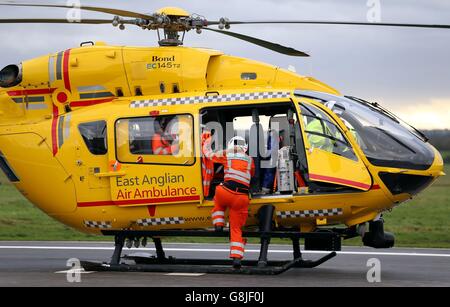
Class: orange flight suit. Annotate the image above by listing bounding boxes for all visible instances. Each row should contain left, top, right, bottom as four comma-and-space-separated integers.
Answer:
152, 133, 178, 155
205, 146, 255, 260
201, 132, 214, 197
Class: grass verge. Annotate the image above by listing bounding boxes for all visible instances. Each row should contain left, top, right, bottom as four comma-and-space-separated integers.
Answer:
0, 166, 448, 247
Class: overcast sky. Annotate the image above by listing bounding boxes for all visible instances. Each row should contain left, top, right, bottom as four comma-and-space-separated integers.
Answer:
0, 0, 449, 129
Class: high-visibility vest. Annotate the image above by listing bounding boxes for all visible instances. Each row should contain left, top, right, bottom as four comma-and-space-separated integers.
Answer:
201, 132, 214, 197
223, 152, 253, 187
203, 137, 255, 189
306, 119, 329, 149
152, 133, 177, 155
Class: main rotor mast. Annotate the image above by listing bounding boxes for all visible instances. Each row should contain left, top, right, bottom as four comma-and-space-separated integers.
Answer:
112, 7, 213, 46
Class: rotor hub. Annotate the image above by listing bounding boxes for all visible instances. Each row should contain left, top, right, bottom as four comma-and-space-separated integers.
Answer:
155, 7, 190, 17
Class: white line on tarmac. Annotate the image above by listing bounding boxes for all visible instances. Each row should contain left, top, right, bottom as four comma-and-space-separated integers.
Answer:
54, 268, 94, 274
1, 245, 450, 258
165, 273, 206, 276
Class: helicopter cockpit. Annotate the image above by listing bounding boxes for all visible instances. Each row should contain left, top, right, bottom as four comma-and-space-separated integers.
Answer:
295, 90, 436, 171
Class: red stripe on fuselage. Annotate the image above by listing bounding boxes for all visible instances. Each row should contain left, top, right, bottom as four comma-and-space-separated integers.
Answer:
77, 196, 200, 208
309, 173, 372, 190
63, 49, 71, 92
77, 200, 114, 207
69, 98, 115, 107
7, 88, 56, 97
51, 104, 59, 156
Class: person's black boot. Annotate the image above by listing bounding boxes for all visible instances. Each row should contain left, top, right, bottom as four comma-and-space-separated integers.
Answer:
215, 225, 223, 232
232, 258, 242, 269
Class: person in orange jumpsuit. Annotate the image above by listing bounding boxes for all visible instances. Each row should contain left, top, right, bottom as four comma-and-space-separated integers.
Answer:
152, 117, 179, 155
204, 136, 255, 268
201, 128, 214, 197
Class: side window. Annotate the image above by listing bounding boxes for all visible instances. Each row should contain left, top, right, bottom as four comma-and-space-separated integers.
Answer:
300, 103, 357, 161
115, 114, 194, 165
78, 121, 107, 155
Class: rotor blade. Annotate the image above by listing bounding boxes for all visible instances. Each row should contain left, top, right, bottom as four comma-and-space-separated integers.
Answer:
0, 18, 113, 24
204, 28, 309, 57
0, 2, 154, 20
211, 20, 450, 29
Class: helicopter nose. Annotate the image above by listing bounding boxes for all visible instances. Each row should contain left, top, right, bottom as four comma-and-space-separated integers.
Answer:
378, 149, 444, 197
378, 172, 436, 196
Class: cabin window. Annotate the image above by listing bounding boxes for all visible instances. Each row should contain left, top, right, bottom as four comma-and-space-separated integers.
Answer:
299, 103, 357, 161
78, 121, 108, 155
115, 114, 194, 165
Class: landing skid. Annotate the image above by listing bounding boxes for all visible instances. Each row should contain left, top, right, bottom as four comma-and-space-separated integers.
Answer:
81, 252, 336, 275
81, 206, 341, 275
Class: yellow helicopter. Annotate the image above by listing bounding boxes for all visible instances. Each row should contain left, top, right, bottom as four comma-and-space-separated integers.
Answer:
0, 3, 447, 274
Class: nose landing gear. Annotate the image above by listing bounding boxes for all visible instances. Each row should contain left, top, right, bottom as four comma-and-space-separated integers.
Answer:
362, 219, 395, 249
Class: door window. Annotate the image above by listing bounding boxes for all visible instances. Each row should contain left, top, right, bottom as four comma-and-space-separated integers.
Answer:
300, 103, 357, 161
115, 114, 194, 165
78, 121, 107, 155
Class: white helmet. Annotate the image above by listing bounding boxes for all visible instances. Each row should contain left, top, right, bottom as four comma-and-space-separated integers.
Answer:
227, 136, 248, 152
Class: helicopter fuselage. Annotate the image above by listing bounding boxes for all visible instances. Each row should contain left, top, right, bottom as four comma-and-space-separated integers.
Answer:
0, 43, 444, 235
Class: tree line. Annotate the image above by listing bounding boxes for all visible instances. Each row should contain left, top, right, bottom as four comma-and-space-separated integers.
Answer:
424, 130, 450, 163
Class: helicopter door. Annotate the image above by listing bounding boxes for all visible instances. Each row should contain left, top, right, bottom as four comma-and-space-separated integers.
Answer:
73, 120, 113, 207
297, 102, 372, 191
111, 114, 201, 207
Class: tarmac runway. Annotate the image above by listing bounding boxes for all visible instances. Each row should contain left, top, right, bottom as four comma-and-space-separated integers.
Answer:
0, 241, 449, 287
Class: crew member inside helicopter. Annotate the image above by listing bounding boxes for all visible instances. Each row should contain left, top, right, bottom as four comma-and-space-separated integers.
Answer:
260, 128, 282, 194
151, 116, 179, 155
305, 116, 334, 151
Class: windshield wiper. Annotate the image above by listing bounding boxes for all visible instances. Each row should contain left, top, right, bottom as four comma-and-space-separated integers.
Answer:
345, 96, 400, 123
374, 103, 429, 142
